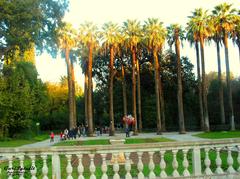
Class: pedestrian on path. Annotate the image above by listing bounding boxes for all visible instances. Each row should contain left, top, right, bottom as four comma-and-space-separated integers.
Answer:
50, 132, 54, 142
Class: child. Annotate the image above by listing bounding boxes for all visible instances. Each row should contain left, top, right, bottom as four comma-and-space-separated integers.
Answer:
50, 132, 54, 142
60, 131, 63, 141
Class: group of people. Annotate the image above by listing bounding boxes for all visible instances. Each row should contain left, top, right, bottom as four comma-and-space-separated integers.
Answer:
123, 115, 134, 138
50, 117, 134, 142
60, 124, 89, 140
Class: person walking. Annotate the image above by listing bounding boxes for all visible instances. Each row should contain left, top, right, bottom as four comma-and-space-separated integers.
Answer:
125, 126, 130, 137
50, 132, 54, 142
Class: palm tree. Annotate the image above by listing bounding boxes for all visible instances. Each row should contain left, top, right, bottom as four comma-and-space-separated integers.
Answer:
232, 10, 240, 62
143, 18, 166, 134
100, 22, 121, 136
57, 23, 77, 129
123, 19, 142, 134
210, 14, 226, 125
186, 31, 204, 130
78, 22, 99, 136
167, 24, 186, 134
213, 3, 238, 130
187, 8, 211, 131
136, 57, 142, 132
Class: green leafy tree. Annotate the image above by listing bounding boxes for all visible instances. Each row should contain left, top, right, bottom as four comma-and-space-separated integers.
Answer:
0, 0, 68, 61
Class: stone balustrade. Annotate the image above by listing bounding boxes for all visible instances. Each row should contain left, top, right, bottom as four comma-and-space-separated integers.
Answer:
1, 139, 240, 178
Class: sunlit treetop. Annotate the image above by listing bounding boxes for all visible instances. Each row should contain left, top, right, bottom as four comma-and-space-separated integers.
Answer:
143, 18, 166, 52
78, 21, 99, 49
122, 19, 142, 52
186, 8, 211, 41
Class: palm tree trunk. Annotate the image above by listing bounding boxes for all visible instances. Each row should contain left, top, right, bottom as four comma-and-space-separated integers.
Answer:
122, 64, 127, 117
216, 41, 225, 124
65, 48, 74, 129
195, 41, 204, 130
84, 67, 88, 126
132, 47, 138, 134
175, 31, 185, 134
158, 62, 166, 132
71, 61, 77, 127
238, 44, 240, 63
136, 58, 142, 132
109, 46, 115, 136
200, 36, 210, 132
153, 49, 162, 135
88, 43, 94, 136
223, 33, 235, 130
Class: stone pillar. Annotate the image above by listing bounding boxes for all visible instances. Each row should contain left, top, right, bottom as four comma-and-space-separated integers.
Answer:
192, 146, 202, 176
52, 153, 61, 179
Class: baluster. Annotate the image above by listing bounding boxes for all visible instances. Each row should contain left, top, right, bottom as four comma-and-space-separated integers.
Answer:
29, 154, 37, 179
160, 150, 167, 178
66, 154, 73, 179
89, 154, 96, 179
77, 154, 84, 179
41, 154, 48, 179
113, 153, 120, 179
148, 151, 156, 179
204, 148, 212, 175
6, 154, 14, 179
227, 146, 235, 174
215, 147, 224, 174
18, 154, 25, 179
172, 149, 179, 177
101, 154, 108, 179
182, 149, 190, 176
137, 152, 144, 179
125, 152, 132, 179
237, 147, 240, 172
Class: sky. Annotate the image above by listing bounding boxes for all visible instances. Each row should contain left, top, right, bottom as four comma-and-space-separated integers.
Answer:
36, 0, 240, 88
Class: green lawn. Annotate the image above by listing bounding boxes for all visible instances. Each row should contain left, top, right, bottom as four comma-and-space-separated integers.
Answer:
125, 137, 174, 144
54, 139, 110, 146
194, 131, 240, 139
0, 134, 49, 147
55, 137, 173, 146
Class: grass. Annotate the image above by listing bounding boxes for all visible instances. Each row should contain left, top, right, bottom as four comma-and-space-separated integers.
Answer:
194, 131, 240, 139
55, 137, 173, 146
54, 139, 110, 146
0, 150, 238, 178
125, 137, 174, 144
0, 134, 49, 147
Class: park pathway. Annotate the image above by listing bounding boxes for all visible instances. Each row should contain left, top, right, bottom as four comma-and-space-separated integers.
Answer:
20, 131, 206, 148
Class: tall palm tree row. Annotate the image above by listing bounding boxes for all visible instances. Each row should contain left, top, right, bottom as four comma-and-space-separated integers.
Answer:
56, 3, 240, 134
100, 22, 122, 136
143, 18, 166, 134
57, 23, 77, 129
187, 8, 211, 132
78, 22, 99, 136
212, 3, 238, 130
